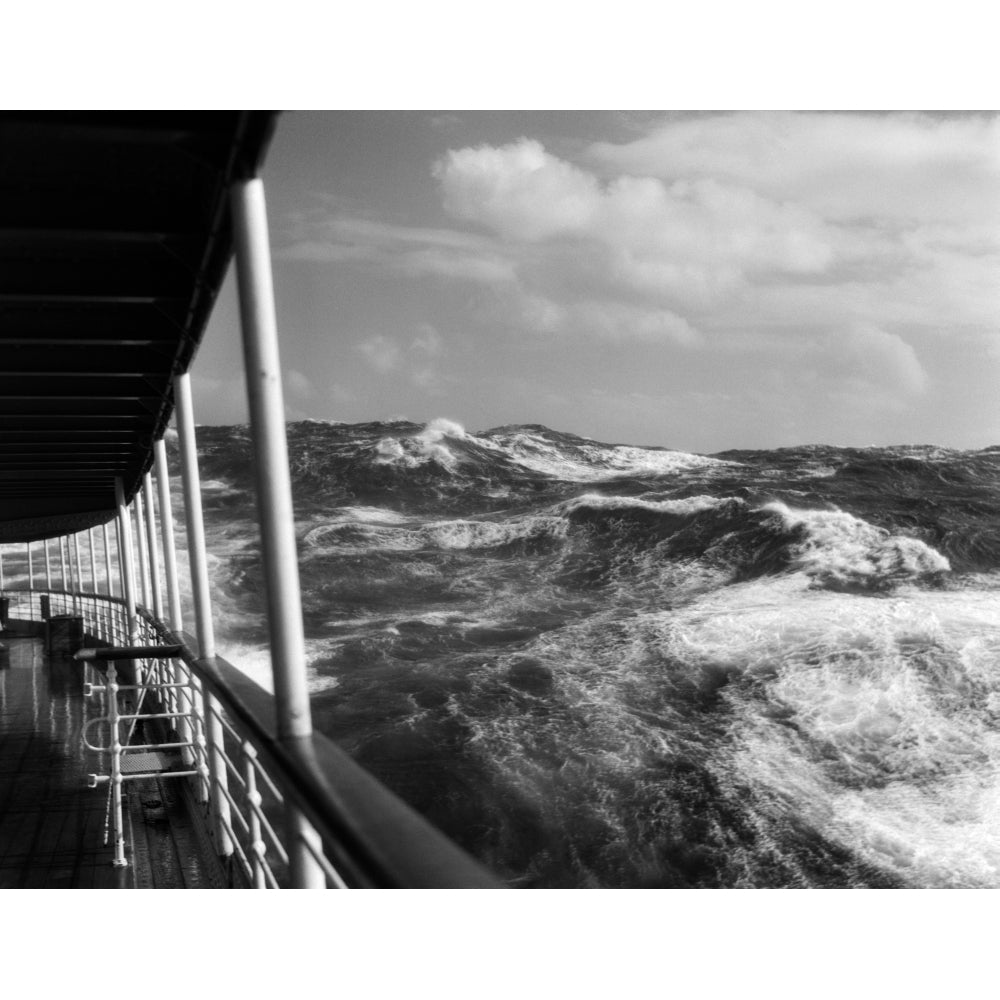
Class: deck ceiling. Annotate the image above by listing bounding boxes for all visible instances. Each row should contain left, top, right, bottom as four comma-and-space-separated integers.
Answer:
0, 112, 277, 543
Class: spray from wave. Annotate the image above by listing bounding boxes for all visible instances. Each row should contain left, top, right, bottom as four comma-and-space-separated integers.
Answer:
183, 418, 1000, 887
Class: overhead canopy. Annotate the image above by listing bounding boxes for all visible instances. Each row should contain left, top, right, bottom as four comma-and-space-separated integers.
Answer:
0, 111, 278, 543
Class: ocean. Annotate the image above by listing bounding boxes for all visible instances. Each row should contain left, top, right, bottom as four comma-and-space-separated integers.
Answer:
189, 417, 1000, 888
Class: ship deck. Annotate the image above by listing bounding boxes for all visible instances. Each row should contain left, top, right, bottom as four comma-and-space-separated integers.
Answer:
0, 634, 219, 889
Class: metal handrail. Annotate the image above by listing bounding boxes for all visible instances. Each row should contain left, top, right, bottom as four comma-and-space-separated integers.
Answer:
19, 588, 502, 889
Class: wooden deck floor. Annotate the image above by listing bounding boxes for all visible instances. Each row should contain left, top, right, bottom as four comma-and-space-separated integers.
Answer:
0, 635, 220, 889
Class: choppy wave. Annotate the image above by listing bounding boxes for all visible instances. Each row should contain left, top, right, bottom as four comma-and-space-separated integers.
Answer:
481, 426, 732, 481
765, 501, 951, 591
367, 418, 730, 482
183, 419, 1000, 887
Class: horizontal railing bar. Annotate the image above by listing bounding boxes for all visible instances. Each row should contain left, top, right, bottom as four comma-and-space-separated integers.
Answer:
16, 590, 502, 889
165, 631, 500, 889
75, 644, 183, 661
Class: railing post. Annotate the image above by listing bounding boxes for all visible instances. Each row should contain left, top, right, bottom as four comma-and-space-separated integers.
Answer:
174, 372, 234, 860
231, 175, 326, 888
106, 663, 128, 868
242, 745, 267, 889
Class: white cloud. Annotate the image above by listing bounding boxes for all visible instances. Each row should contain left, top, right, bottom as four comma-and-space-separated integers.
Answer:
434, 138, 600, 241
357, 326, 448, 392
285, 368, 314, 398
276, 214, 517, 286
517, 294, 701, 346
434, 137, 840, 318
411, 323, 443, 355
432, 120, 1000, 350
825, 324, 928, 396
357, 335, 402, 373
587, 111, 1000, 225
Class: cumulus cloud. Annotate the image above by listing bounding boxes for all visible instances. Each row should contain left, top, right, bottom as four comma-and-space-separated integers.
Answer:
434, 136, 841, 327
357, 335, 402, 373
285, 368, 314, 398
825, 324, 928, 396
434, 139, 600, 241
431, 119, 999, 354
587, 111, 1000, 225
357, 326, 448, 392
518, 294, 701, 346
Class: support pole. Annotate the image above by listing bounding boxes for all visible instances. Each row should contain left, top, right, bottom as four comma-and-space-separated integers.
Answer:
73, 534, 83, 592
133, 490, 151, 611
141, 474, 167, 707
88, 528, 98, 594
154, 439, 192, 763
59, 537, 67, 592
154, 440, 183, 632
174, 372, 233, 858
232, 176, 324, 888
44, 538, 52, 591
102, 524, 113, 597
142, 474, 163, 622
114, 479, 138, 645
73, 533, 83, 613
26, 542, 33, 591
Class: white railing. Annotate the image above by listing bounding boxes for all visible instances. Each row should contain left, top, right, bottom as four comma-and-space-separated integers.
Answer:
9, 588, 499, 890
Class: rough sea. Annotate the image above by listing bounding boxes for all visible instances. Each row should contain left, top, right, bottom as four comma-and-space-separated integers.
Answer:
187, 418, 1000, 889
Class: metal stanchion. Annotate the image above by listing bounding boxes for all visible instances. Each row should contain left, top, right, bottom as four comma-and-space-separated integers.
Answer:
102, 523, 113, 596
174, 372, 233, 857
232, 176, 326, 888
88, 528, 98, 594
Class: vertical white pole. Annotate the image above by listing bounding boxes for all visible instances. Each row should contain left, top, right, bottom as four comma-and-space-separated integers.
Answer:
72, 533, 83, 613
154, 440, 183, 632
142, 474, 163, 622
133, 491, 151, 611
58, 537, 67, 591
88, 528, 98, 594
141, 474, 167, 709
44, 538, 52, 590
106, 664, 128, 868
73, 534, 83, 592
0, 549, 5, 592
232, 177, 325, 888
26, 542, 33, 590
114, 479, 138, 645
102, 524, 113, 597
154, 439, 191, 762
174, 372, 233, 858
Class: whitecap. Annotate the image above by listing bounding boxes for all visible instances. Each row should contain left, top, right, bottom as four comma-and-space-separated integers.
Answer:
763, 501, 950, 589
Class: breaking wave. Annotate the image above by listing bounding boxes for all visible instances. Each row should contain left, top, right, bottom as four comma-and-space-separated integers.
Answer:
186, 420, 1000, 888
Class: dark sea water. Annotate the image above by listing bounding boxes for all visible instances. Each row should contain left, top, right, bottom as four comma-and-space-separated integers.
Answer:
189, 418, 1000, 888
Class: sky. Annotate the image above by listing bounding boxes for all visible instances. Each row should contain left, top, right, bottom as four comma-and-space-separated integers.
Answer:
191, 110, 1000, 454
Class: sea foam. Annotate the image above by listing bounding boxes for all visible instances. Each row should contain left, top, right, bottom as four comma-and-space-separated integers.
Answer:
764, 501, 951, 590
